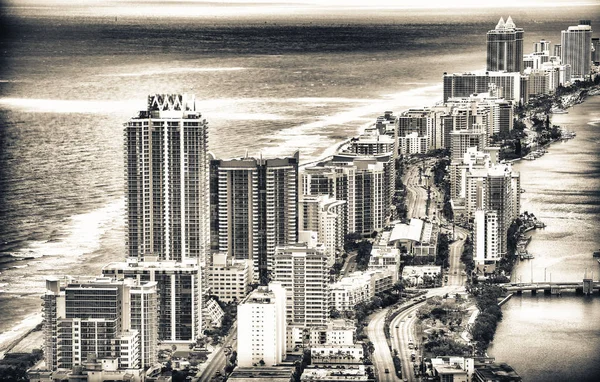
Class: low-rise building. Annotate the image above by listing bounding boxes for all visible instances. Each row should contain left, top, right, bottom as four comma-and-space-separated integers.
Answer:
308, 319, 356, 346
388, 219, 439, 258
228, 366, 294, 382
310, 344, 364, 365
431, 356, 474, 382
300, 364, 373, 382
402, 266, 442, 286
330, 270, 394, 312
206, 253, 250, 303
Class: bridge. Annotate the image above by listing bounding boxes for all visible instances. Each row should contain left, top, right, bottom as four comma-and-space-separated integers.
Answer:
505, 279, 600, 296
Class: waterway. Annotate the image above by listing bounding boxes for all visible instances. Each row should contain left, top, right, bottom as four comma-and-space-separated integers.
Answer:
489, 95, 600, 381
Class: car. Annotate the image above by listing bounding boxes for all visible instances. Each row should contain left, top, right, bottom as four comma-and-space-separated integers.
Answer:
385, 368, 390, 373
395, 325, 399, 328
408, 314, 413, 318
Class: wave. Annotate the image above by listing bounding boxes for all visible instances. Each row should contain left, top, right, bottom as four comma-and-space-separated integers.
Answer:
13, 198, 124, 261
0, 98, 145, 114
261, 83, 443, 160
99, 67, 247, 77
0, 313, 43, 358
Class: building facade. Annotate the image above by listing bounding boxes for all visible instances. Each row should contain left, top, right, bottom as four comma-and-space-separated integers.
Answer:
211, 153, 299, 282
237, 283, 287, 367
125, 94, 210, 264
273, 242, 330, 326
561, 21, 593, 79
487, 16, 524, 73
42, 277, 154, 372
102, 258, 202, 342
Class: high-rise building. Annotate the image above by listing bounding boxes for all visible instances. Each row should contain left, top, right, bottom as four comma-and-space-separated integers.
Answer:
103, 258, 203, 342
533, 39, 551, 55
450, 128, 488, 163
273, 241, 330, 326
211, 152, 299, 283
474, 209, 500, 271
487, 16, 524, 73
129, 281, 159, 369
464, 164, 520, 256
298, 195, 347, 266
561, 21, 593, 79
237, 283, 287, 367
125, 94, 210, 264
331, 154, 390, 235
592, 38, 600, 65
443, 72, 522, 102
42, 277, 156, 371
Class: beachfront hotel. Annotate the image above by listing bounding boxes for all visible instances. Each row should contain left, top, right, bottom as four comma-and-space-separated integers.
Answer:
124, 94, 211, 264
41, 276, 158, 372
561, 20, 593, 80
210, 153, 299, 283
486, 16, 524, 73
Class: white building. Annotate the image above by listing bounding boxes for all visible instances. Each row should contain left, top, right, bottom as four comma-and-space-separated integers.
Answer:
330, 270, 394, 312
474, 209, 501, 272
237, 283, 287, 367
298, 195, 347, 266
561, 21, 593, 80
399, 132, 429, 155
310, 344, 365, 365
388, 219, 439, 258
206, 253, 250, 303
431, 357, 475, 382
273, 241, 330, 326
402, 266, 442, 286
308, 319, 356, 346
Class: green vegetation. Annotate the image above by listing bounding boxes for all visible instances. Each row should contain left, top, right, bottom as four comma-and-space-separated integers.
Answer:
394, 157, 408, 220
469, 284, 505, 354
435, 233, 450, 267
432, 158, 453, 221
423, 332, 471, 357
0, 350, 43, 382
344, 233, 373, 272
460, 236, 474, 275
203, 297, 237, 344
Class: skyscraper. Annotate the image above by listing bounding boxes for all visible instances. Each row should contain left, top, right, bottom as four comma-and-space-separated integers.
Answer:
211, 152, 299, 283
561, 21, 593, 79
486, 16, 524, 73
125, 94, 210, 264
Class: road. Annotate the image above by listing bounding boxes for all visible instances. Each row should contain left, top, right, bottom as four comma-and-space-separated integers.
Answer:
389, 284, 466, 382
195, 322, 237, 382
342, 251, 358, 277
366, 308, 397, 382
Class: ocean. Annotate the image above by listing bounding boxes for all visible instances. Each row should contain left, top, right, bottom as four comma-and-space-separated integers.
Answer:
488, 96, 600, 382
0, 2, 599, 377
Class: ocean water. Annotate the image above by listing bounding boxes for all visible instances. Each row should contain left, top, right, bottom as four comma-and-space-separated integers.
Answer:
0, 2, 599, 373
488, 97, 600, 381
